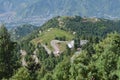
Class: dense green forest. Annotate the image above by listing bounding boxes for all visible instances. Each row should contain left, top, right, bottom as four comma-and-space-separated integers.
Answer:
0, 16, 120, 80
20, 16, 120, 42
9, 24, 38, 41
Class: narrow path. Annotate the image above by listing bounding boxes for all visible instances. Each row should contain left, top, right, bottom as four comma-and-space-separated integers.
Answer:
71, 50, 81, 63
50, 40, 67, 56
33, 49, 39, 64
51, 40, 60, 56
20, 50, 27, 66
20, 49, 40, 66
58, 18, 64, 27
71, 40, 88, 63
42, 44, 52, 54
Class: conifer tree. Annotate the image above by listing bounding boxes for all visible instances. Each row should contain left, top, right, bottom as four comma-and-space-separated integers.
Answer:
0, 24, 17, 79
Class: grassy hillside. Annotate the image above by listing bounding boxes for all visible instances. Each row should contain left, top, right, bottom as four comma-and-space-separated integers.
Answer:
31, 28, 74, 50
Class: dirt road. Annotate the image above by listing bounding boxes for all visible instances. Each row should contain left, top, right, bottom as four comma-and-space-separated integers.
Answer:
20, 50, 27, 66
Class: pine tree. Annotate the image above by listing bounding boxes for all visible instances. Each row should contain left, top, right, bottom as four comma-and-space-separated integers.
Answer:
0, 24, 17, 79
10, 67, 32, 80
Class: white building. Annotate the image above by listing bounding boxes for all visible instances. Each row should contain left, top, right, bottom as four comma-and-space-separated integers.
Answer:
67, 40, 88, 49
80, 40, 88, 46
67, 40, 74, 48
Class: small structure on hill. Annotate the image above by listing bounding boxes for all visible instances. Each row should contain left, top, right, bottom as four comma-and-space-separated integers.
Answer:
80, 40, 88, 45
67, 40, 74, 48
67, 40, 88, 49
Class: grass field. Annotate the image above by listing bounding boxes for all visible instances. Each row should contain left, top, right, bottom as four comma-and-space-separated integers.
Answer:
31, 28, 74, 50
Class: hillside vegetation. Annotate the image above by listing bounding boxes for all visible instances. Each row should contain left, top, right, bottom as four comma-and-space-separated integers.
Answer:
9, 24, 38, 41
47, 32, 120, 80
21, 16, 120, 42
32, 28, 74, 44
0, 16, 120, 80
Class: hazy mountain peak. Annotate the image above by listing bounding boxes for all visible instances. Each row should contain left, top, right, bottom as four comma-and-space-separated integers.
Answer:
1, 0, 120, 28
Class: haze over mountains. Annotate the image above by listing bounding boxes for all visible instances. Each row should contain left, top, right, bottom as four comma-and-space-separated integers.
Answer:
1, 0, 120, 28
1, 1, 120, 80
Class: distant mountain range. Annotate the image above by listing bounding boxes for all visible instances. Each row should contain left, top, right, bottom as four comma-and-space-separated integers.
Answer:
1, 0, 120, 28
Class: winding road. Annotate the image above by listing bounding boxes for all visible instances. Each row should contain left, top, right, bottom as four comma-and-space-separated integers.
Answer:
20, 50, 27, 66
50, 40, 67, 56
71, 50, 81, 63
33, 49, 39, 64
51, 40, 60, 56
20, 49, 39, 67
20, 39, 88, 66
42, 44, 52, 55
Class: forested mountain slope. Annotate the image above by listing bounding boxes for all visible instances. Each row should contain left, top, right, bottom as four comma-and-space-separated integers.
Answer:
46, 32, 120, 80
0, 16, 120, 80
21, 16, 120, 42
9, 24, 38, 41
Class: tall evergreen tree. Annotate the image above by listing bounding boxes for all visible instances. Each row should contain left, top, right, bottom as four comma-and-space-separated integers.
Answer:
0, 24, 17, 79
10, 67, 32, 80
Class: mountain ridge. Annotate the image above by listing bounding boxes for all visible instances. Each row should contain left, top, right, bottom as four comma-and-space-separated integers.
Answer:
1, 0, 120, 28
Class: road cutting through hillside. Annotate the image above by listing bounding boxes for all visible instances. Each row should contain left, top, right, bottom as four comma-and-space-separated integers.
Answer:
51, 40, 60, 56
50, 40, 67, 56
20, 50, 27, 66
33, 49, 39, 64
42, 44, 52, 54
20, 49, 39, 67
